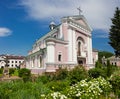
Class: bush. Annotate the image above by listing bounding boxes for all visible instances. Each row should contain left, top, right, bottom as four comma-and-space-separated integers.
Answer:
106, 60, 113, 77
46, 80, 70, 92
18, 68, 31, 82
53, 67, 69, 81
0, 68, 3, 74
68, 66, 88, 84
66, 77, 112, 99
36, 75, 50, 84
88, 68, 107, 78
95, 61, 103, 68
109, 70, 120, 98
9, 68, 15, 76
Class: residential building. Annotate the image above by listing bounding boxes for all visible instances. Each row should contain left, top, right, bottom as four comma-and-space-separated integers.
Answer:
0, 54, 25, 68
102, 56, 120, 66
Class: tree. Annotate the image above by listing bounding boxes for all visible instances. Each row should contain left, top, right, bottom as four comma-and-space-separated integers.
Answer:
109, 7, 120, 57
98, 51, 113, 62
18, 68, 31, 82
106, 60, 113, 77
68, 66, 88, 84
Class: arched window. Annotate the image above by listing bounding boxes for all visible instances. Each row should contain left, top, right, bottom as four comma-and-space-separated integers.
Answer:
53, 35, 57, 38
77, 41, 81, 56
58, 54, 62, 61
77, 37, 85, 56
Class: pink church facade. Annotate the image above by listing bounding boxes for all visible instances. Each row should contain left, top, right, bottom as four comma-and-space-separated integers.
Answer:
26, 15, 98, 74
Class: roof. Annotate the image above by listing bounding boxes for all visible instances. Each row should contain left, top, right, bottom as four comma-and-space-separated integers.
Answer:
26, 48, 46, 58
7, 55, 25, 60
35, 24, 61, 44
0, 57, 5, 60
0, 54, 25, 60
62, 15, 92, 32
92, 48, 98, 52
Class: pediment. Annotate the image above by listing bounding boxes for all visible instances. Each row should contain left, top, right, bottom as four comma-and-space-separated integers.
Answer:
66, 15, 92, 32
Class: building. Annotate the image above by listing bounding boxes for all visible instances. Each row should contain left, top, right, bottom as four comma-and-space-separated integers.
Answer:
0, 54, 25, 68
26, 14, 98, 74
102, 56, 120, 66
0, 55, 6, 68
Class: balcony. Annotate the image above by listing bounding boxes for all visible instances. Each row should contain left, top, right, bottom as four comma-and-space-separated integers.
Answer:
77, 51, 86, 58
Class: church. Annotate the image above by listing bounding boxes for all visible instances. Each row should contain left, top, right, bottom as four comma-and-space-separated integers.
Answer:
26, 12, 98, 74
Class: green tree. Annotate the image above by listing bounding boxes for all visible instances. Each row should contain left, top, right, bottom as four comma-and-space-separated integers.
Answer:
68, 66, 88, 84
95, 61, 103, 68
106, 60, 113, 77
98, 51, 113, 62
88, 68, 107, 78
109, 7, 120, 57
18, 68, 31, 82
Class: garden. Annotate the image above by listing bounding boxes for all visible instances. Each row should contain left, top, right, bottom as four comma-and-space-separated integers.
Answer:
0, 60, 120, 99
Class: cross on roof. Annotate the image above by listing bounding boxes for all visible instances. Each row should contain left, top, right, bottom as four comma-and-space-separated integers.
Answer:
77, 7, 82, 15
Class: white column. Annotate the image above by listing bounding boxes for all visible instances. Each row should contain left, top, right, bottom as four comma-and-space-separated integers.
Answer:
72, 29, 77, 63
35, 55, 37, 67
68, 28, 72, 62
47, 42, 55, 63
87, 36, 93, 65
30, 57, 33, 68
38, 55, 40, 67
59, 25, 63, 39
89, 37, 93, 64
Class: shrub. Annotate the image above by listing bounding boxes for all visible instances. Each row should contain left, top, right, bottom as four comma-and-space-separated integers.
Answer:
109, 70, 120, 98
67, 77, 112, 99
36, 75, 50, 84
9, 68, 15, 76
53, 67, 69, 80
46, 80, 70, 92
0, 68, 3, 74
106, 60, 113, 77
18, 68, 31, 82
95, 61, 103, 68
41, 92, 67, 99
88, 68, 107, 78
68, 66, 88, 84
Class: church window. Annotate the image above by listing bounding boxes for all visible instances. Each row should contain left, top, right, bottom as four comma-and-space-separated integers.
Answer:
53, 34, 57, 38
78, 42, 81, 56
58, 54, 62, 61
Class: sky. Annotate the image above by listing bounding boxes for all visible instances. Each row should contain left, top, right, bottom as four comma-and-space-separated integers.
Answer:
0, 0, 120, 56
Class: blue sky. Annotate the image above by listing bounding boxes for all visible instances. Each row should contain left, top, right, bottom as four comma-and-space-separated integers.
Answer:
0, 0, 120, 56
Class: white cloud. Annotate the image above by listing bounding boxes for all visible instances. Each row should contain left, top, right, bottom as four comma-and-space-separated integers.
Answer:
0, 27, 12, 37
20, 0, 120, 31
